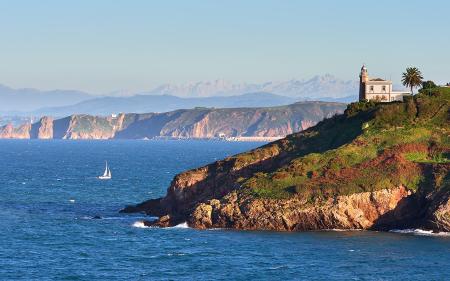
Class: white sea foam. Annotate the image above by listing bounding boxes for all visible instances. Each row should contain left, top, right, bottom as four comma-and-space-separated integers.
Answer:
69, 199, 75, 203
132, 221, 149, 228
101, 214, 146, 220
132, 221, 190, 229
389, 229, 450, 237
322, 228, 362, 232
269, 265, 288, 270
167, 252, 187, 256
172, 222, 189, 229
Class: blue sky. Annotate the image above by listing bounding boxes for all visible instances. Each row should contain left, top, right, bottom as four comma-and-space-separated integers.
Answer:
0, 0, 449, 94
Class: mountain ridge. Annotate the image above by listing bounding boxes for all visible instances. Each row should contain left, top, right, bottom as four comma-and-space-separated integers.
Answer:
0, 84, 93, 113
0, 75, 359, 114
145, 75, 358, 98
30, 92, 298, 117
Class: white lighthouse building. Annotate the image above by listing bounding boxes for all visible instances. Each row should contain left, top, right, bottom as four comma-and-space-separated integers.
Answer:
359, 65, 410, 102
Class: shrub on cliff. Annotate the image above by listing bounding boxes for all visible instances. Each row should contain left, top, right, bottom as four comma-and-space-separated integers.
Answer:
242, 87, 449, 201
344, 100, 377, 117
421, 80, 437, 90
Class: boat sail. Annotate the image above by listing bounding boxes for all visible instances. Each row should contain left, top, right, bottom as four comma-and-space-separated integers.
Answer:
98, 161, 112, 180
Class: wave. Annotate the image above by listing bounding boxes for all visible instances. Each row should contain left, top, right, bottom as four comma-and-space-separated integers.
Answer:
320, 228, 363, 232
131, 221, 190, 229
172, 222, 189, 229
389, 229, 450, 237
104, 215, 152, 220
269, 265, 289, 270
167, 252, 187, 256
132, 221, 148, 228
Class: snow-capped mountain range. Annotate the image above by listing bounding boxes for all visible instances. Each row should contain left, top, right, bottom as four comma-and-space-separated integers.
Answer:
0, 75, 360, 115
145, 74, 359, 99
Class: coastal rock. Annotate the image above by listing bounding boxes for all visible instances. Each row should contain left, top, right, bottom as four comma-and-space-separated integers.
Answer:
428, 198, 450, 231
423, 164, 450, 231
189, 186, 413, 231
0, 123, 31, 139
32, 116, 54, 139
143, 215, 173, 227
63, 115, 116, 139
161, 142, 286, 216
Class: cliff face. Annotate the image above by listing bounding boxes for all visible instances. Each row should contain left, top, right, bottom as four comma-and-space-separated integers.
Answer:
30, 116, 54, 139
116, 102, 344, 139
0, 123, 31, 139
189, 186, 413, 230
122, 88, 450, 232
62, 115, 118, 139
0, 102, 345, 140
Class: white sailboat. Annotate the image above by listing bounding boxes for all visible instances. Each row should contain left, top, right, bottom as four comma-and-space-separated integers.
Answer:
98, 161, 112, 180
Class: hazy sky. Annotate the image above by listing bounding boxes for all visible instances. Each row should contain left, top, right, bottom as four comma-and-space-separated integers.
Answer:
0, 0, 449, 94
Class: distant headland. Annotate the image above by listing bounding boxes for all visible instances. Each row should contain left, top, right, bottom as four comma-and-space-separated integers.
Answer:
0, 101, 345, 140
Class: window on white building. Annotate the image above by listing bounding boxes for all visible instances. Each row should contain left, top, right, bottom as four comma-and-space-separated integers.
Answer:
382, 86, 386, 91
370, 86, 374, 91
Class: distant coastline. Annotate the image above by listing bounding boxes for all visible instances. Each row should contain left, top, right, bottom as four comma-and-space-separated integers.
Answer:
148, 136, 283, 142
0, 101, 345, 140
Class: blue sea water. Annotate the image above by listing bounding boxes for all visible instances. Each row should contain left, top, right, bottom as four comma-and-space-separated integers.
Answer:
1, 140, 450, 281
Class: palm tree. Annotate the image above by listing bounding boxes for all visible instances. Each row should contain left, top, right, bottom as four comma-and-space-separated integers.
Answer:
402, 67, 423, 95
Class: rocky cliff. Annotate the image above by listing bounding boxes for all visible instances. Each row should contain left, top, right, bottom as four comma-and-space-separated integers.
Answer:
0, 123, 31, 139
30, 116, 53, 139
188, 186, 412, 230
122, 87, 450, 232
0, 102, 345, 140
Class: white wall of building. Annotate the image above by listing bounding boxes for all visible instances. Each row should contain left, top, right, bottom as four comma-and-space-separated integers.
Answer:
365, 83, 392, 94
365, 92, 404, 102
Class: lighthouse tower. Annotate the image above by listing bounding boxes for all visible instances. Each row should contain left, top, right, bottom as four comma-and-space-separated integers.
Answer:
359, 65, 368, 101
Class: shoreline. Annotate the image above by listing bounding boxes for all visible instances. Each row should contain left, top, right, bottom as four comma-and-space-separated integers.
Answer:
0, 136, 284, 142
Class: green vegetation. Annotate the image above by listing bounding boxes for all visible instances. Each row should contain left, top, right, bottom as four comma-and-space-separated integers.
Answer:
404, 151, 449, 164
421, 80, 437, 90
419, 83, 450, 96
238, 87, 449, 201
71, 115, 114, 134
402, 67, 423, 94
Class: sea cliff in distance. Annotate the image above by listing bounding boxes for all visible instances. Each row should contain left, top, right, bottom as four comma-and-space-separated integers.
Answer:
122, 87, 450, 232
0, 101, 345, 140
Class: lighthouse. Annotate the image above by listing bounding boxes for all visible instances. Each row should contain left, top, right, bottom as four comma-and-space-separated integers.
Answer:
359, 65, 368, 101
358, 65, 410, 102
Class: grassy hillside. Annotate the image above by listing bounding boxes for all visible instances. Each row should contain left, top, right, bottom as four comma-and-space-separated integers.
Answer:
122, 87, 448, 231
233, 88, 449, 201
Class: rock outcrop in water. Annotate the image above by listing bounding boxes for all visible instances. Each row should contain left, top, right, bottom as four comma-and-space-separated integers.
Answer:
122, 87, 450, 232
0, 102, 345, 140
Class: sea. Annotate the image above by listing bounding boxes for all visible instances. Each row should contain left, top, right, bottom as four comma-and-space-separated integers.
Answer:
1, 140, 449, 280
